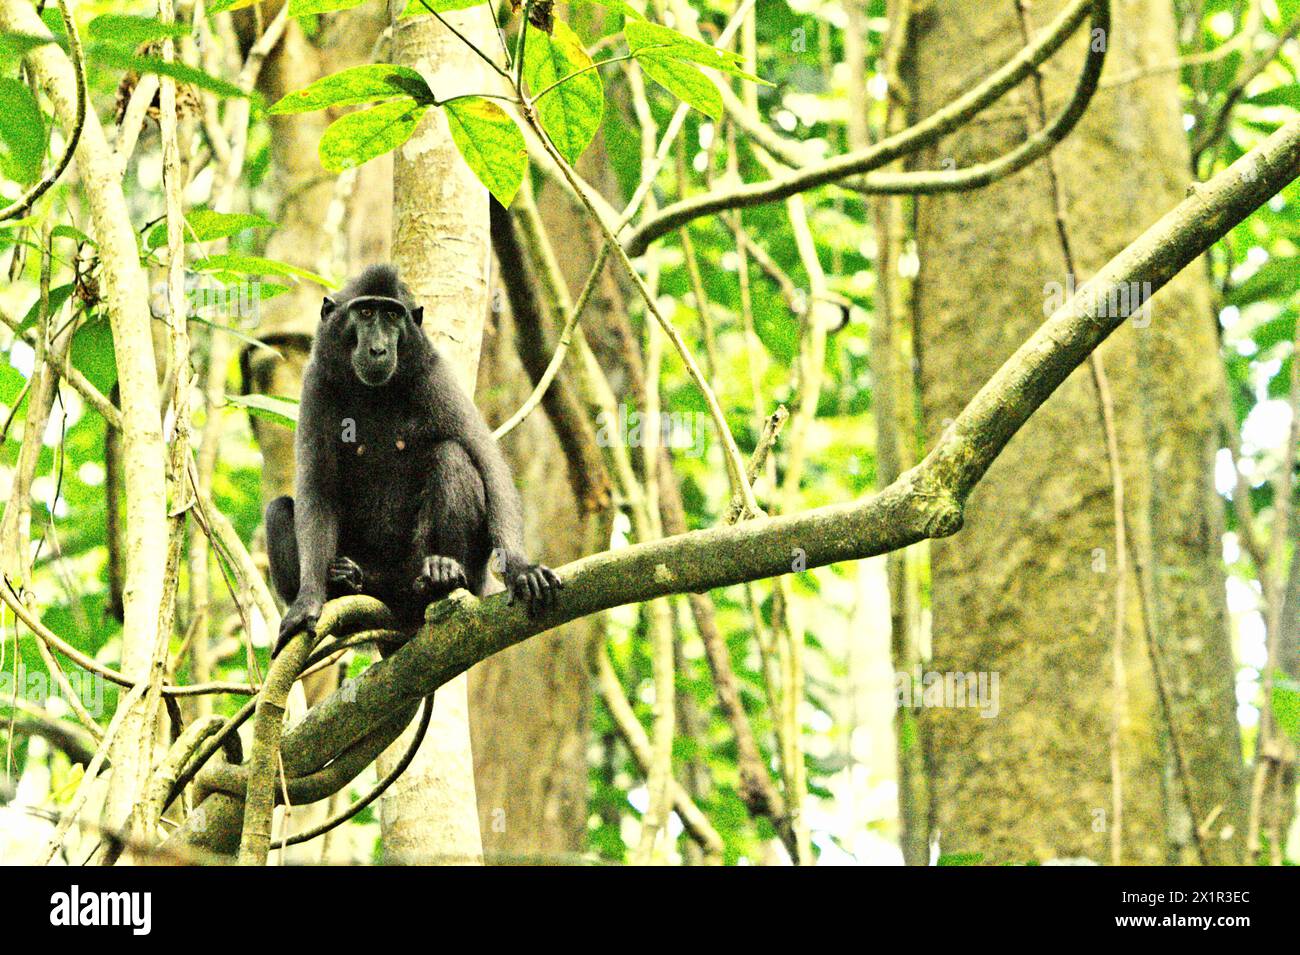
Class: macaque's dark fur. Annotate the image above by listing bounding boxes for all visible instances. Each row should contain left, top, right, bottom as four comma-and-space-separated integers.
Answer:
266, 264, 559, 653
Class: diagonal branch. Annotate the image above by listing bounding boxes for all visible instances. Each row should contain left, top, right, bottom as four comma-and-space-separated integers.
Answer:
167, 115, 1300, 857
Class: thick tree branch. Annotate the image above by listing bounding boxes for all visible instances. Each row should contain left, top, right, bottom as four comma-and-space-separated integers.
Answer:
167, 116, 1300, 857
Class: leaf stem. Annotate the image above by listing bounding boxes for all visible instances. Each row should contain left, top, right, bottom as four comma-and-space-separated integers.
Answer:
512, 0, 534, 90
532, 52, 637, 103
414, 0, 511, 80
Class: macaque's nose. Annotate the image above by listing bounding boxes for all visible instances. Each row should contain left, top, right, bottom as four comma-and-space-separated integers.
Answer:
370, 345, 388, 358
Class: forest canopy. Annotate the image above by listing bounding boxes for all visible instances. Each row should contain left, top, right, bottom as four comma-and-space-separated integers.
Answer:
0, 0, 1296, 869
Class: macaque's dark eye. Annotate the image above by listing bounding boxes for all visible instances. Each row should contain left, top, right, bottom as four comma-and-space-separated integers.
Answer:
361, 307, 373, 319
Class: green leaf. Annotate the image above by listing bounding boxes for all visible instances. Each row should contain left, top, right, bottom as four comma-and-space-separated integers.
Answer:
625, 20, 769, 84
566, 0, 644, 19
192, 253, 336, 288
18, 283, 74, 335
937, 852, 984, 866
1226, 256, 1299, 305
70, 319, 118, 396
87, 14, 186, 47
636, 54, 721, 119
225, 393, 299, 428
0, 32, 56, 61
398, 0, 489, 17
1273, 676, 1300, 744
51, 223, 93, 247
269, 64, 434, 115
319, 99, 429, 172
524, 21, 603, 165
0, 359, 26, 407
90, 44, 248, 100
0, 78, 45, 183
289, 0, 370, 14
146, 210, 276, 251
445, 97, 527, 207
1246, 86, 1300, 110
207, 0, 263, 13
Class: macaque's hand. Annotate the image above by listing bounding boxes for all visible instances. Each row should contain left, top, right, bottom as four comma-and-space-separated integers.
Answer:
414, 555, 469, 596
328, 556, 365, 594
496, 550, 562, 615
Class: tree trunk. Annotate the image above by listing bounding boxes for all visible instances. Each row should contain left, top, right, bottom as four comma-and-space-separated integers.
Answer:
375, 3, 502, 865
469, 305, 596, 863
909, 0, 1244, 864
239, 4, 390, 862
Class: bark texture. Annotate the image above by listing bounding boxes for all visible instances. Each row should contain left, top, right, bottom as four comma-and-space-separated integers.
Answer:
469, 307, 595, 862
910, 0, 1244, 864
377, 3, 501, 865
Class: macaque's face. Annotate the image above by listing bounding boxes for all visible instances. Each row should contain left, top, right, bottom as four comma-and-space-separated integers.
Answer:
343, 300, 407, 387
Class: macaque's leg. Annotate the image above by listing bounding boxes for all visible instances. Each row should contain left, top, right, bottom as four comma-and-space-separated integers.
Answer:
264, 495, 299, 605
412, 441, 488, 599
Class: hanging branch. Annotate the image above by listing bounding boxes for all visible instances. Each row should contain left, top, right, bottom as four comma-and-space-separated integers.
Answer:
622, 0, 1109, 255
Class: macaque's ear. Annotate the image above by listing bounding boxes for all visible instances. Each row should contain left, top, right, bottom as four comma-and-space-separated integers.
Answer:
321, 296, 336, 320
411, 305, 423, 326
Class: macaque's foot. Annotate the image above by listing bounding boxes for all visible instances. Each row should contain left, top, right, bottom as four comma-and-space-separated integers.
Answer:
414, 555, 468, 596
507, 563, 563, 616
328, 556, 365, 594
275, 593, 324, 657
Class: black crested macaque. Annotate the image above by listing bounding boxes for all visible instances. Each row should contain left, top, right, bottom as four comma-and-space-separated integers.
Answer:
265, 264, 560, 654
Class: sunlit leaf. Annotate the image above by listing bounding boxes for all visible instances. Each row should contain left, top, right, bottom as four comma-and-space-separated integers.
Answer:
225, 393, 299, 428
91, 45, 248, 99
399, 0, 488, 15
18, 283, 74, 335
51, 223, 93, 246
87, 14, 186, 47
289, 0, 370, 15
0, 360, 27, 407
566, 0, 643, 19
0, 78, 45, 183
319, 99, 429, 172
146, 210, 276, 251
445, 97, 527, 206
70, 319, 118, 395
269, 64, 433, 115
192, 252, 336, 288
1273, 676, 1300, 744
207, 0, 263, 13
524, 20, 603, 165
636, 54, 721, 119
0, 32, 56, 61
625, 20, 769, 84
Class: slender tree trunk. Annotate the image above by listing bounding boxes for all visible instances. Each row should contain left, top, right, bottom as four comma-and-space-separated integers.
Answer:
0, 0, 169, 853
375, 2, 501, 865
237, 3, 390, 862
909, 0, 1243, 864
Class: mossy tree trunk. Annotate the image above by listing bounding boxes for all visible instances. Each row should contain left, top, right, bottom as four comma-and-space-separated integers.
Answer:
909, 0, 1244, 864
